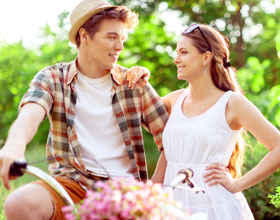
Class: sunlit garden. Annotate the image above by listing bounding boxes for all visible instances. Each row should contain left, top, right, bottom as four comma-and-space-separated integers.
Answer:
1, 1, 280, 219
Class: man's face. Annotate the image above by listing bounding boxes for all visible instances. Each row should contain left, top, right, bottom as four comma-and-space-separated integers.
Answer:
83, 19, 125, 73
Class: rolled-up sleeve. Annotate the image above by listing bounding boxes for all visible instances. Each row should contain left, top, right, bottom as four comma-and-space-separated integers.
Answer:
19, 69, 54, 117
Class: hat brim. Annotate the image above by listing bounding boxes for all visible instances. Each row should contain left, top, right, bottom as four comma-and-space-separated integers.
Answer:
69, 5, 117, 44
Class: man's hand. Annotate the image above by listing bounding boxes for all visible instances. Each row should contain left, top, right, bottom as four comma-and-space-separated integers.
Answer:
203, 162, 241, 193
126, 66, 150, 89
0, 141, 26, 189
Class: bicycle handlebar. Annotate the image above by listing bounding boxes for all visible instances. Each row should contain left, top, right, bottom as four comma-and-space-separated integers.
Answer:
170, 168, 206, 194
9, 161, 27, 177
9, 161, 75, 206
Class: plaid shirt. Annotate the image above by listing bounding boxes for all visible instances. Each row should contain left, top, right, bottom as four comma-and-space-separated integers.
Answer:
20, 60, 168, 189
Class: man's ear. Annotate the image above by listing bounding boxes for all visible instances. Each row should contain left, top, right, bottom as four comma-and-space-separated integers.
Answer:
79, 28, 88, 43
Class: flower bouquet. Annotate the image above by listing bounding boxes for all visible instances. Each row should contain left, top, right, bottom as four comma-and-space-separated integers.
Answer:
62, 177, 188, 220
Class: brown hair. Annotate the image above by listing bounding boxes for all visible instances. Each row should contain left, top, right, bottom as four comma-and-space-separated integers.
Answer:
182, 25, 245, 178
75, 6, 138, 47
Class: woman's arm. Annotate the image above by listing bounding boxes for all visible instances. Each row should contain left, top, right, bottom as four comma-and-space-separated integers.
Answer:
151, 151, 167, 184
151, 90, 186, 183
204, 93, 280, 193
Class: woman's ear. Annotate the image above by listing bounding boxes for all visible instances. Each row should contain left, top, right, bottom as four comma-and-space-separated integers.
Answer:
203, 51, 213, 66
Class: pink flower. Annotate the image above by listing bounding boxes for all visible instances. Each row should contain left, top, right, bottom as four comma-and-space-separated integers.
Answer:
63, 178, 186, 220
111, 190, 122, 203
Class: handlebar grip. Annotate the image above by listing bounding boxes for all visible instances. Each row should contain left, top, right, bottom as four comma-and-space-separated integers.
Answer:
9, 161, 27, 177
177, 168, 194, 187
178, 168, 194, 178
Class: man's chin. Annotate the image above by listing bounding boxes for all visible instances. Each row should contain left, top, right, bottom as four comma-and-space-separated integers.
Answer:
107, 62, 117, 69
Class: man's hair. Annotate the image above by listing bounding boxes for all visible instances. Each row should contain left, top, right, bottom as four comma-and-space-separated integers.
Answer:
76, 6, 138, 47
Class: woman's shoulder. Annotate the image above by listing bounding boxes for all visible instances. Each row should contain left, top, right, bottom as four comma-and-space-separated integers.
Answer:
226, 92, 254, 125
162, 89, 186, 114
165, 89, 185, 100
227, 92, 248, 107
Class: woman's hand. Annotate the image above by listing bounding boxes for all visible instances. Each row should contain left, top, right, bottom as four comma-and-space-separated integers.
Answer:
203, 162, 241, 193
126, 66, 150, 89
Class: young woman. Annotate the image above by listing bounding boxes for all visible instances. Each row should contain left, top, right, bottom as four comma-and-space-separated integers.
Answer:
148, 24, 280, 219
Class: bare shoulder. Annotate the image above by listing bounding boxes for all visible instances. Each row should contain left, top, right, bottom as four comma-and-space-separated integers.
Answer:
162, 89, 185, 114
226, 92, 263, 128
227, 92, 252, 111
164, 89, 185, 103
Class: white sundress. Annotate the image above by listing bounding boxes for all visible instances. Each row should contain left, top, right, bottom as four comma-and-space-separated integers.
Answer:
163, 90, 254, 220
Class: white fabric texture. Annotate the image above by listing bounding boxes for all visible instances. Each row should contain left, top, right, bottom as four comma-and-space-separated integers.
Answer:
163, 90, 254, 220
74, 72, 132, 177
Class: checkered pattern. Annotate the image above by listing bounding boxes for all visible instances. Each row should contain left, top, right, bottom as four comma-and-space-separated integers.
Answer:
20, 60, 168, 189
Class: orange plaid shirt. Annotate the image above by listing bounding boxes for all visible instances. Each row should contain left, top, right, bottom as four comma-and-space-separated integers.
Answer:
20, 60, 168, 189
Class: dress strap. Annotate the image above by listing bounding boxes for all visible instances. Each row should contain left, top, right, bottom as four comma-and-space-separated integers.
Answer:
220, 90, 233, 103
214, 90, 234, 111
171, 89, 188, 114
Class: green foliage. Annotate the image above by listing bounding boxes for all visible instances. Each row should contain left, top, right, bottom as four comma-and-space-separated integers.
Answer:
268, 187, 280, 209
0, 43, 39, 140
1, 1, 280, 219
238, 56, 280, 129
238, 57, 266, 93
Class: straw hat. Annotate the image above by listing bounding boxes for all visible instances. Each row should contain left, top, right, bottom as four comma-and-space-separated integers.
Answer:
69, 0, 117, 44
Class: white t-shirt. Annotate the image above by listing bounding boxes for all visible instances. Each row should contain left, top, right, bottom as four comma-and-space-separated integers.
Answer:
74, 72, 132, 177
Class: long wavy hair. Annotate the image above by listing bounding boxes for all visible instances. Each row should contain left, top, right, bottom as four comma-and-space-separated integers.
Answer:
182, 24, 245, 178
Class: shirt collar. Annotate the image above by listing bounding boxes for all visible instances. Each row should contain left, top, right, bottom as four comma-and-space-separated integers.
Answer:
67, 58, 123, 86
67, 59, 79, 85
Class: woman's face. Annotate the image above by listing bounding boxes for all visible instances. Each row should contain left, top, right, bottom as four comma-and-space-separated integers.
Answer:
174, 36, 204, 81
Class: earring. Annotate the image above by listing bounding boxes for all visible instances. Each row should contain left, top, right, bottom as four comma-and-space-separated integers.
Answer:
203, 67, 207, 77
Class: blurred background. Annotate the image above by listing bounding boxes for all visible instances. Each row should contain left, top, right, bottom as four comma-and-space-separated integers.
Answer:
0, 0, 280, 219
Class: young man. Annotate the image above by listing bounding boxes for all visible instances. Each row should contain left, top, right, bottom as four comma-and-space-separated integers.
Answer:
0, 0, 168, 219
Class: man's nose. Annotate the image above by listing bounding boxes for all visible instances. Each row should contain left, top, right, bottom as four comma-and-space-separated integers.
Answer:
115, 39, 124, 51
